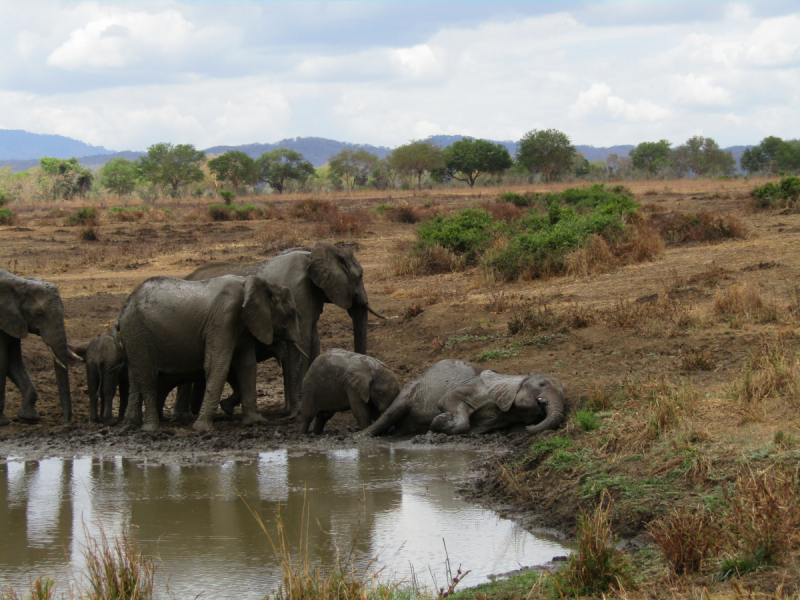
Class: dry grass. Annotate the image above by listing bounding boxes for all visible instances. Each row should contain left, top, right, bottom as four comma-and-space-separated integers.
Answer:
79, 527, 156, 600
314, 209, 369, 237
648, 508, 722, 574
391, 241, 466, 276
730, 336, 800, 407
680, 347, 717, 371
713, 281, 779, 324
650, 210, 747, 246
603, 294, 692, 337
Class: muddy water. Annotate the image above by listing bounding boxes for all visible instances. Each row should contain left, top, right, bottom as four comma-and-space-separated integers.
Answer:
1, 448, 568, 598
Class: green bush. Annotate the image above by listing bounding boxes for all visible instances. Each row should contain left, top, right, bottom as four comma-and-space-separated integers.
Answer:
417, 208, 493, 261
575, 408, 600, 432
208, 204, 231, 221
0, 189, 9, 207
65, 206, 97, 226
497, 191, 536, 207
219, 190, 235, 206
0, 208, 13, 225
751, 176, 800, 209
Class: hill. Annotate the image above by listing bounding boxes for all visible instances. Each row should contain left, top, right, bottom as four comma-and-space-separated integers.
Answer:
0, 130, 114, 161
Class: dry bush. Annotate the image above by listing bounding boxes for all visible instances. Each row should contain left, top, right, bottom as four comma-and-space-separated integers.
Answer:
723, 466, 800, 566
79, 225, 99, 241
110, 207, 145, 222
731, 337, 800, 406
383, 206, 421, 224
483, 290, 518, 313
552, 494, 633, 597
603, 294, 691, 337
619, 218, 665, 263
648, 508, 722, 574
402, 303, 424, 319
480, 201, 524, 223
584, 382, 618, 412
291, 198, 335, 221
713, 280, 779, 324
391, 241, 466, 276
566, 234, 618, 277
314, 209, 368, 237
507, 297, 562, 335
650, 210, 747, 246
680, 347, 717, 371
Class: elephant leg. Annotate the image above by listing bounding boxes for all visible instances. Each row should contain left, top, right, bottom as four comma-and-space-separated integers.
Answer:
194, 345, 236, 431
431, 388, 473, 435
232, 349, 266, 426
122, 381, 143, 430
281, 342, 308, 418
0, 340, 9, 426
346, 388, 373, 431
220, 371, 241, 416
190, 380, 205, 415
87, 367, 101, 423
100, 372, 119, 427
173, 383, 195, 422
298, 410, 314, 434
117, 369, 129, 424
7, 339, 39, 422
313, 410, 336, 435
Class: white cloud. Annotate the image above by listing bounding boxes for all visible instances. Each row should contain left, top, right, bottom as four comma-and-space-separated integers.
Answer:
743, 15, 800, 67
391, 44, 441, 79
570, 83, 671, 122
673, 74, 731, 106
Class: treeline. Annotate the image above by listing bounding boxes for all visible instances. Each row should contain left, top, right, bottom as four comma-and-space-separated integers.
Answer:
0, 130, 798, 204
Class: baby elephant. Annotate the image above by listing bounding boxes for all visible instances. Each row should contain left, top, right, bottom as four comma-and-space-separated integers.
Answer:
69, 333, 128, 426
299, 349, 400, 434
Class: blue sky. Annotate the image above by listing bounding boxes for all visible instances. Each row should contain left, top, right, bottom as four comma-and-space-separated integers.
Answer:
1, 1, 798, 151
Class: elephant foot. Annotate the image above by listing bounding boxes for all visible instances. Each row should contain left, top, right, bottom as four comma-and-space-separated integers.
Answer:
0, 414, 10, 426
141, 420, 161, 433
17, 407, 40, 423
171, 411, 195, 425
431, 413, 465, 435
104, 417, 120, 427
192, 418, 214, 432
242, 413, 268, 426
220, 397, 237, 416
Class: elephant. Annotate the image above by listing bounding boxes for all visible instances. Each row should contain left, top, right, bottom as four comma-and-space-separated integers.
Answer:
359, 360, 566, 437
69, 333, 129, 426
299, 348, 400, 434
182, 242, 384, 418
0, 269, 73, 425
113, 274, 303, 432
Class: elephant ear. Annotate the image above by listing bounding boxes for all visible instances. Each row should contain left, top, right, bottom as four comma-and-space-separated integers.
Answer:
242, 276, 274, 346
344, 362, 372, 404
480, 371, 525, 412
309, 243, 353, 310
0, 281, 29, 339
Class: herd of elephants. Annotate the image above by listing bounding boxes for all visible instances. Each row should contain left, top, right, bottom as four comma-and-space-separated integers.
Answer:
0, 242, 566, 438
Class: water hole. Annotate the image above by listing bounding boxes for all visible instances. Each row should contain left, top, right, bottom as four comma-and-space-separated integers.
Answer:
1, 447, 569, 598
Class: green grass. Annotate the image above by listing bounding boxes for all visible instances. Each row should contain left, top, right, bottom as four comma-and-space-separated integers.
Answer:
476, 348, 515, 361
574, 409, 599, 432
0, 208, 13, 225
65, 206, 96, 226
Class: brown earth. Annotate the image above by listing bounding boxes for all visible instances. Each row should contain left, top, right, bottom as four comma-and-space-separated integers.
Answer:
2, 178, 800, 597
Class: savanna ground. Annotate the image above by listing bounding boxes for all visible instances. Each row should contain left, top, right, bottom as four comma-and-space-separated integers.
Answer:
2, 177, 800, 599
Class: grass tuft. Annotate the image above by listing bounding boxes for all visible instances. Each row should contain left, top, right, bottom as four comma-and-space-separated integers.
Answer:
712, 280, 779, 324
80, 527, 157, 600
647, 508, 721, 574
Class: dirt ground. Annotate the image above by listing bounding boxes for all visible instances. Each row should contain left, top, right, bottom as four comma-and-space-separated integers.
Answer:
2, 178, 799, 597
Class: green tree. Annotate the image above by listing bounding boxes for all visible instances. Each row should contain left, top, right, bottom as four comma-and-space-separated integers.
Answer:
207, 150, 257, 195
137, 143, 206, 195
671, 136, 735, 177
516, 129, 576, 182
100, 158, 138, 199
371, 157, 399, 190
630, 140, 672, 175
327, 148, 380, 191
256, 148, 315, 193
439, 138, 513, 188
39, 157, 93, 201
388, 140, 445, 190
775, 140, 800, 173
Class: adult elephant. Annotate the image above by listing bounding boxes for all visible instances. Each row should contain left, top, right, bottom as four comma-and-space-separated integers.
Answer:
113, 274, 303, 432
0, 269, 73, 425
183, 242, 383, 417
360, 360, 566, 437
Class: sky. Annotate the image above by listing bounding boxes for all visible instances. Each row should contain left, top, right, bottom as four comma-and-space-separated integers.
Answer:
1, 1, 799, 152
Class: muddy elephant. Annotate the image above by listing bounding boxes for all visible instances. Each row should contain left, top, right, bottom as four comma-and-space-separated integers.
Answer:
69, 333, 129, 426
113, 274, 303, 432
0, 269, 73, 425
299, 348, 400, 434
182, 242, 384, 417
360, 360, 565, 437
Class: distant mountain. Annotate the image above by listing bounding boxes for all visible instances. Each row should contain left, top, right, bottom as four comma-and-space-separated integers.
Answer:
203, 137, 393, 167
0, 129, 114, 161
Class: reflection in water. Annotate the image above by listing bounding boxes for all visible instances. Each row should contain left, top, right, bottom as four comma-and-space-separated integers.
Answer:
0, 449, 567, 599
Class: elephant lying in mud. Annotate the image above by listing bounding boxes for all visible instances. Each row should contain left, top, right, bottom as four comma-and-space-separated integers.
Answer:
0, 269, 74, 425
69, 333, 129, 426
300, 349, 400, 434
359, 360, 565, 437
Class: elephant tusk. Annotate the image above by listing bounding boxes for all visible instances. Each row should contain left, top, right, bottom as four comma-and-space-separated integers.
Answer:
69, 349, 85, 362
367, 304, 388, 320
51, 349, 67, 370
293, 341, 310, 360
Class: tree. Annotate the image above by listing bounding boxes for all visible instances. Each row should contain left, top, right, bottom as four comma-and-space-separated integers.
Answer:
256, 148, 315, 194
516, 129, 576, 182
742, 136, 800, 174
630, 140, 672, 175
439, 138, 513, 188
371, 158, 399, 190
671, 136, 735, 177
207, 150, 257, 195
100, 158, 138, 199
39, 157, 93, 201
388, 140, 445, 190
327, 148, 380, 191
137, 143, 206, 195
775, 140, 800, 173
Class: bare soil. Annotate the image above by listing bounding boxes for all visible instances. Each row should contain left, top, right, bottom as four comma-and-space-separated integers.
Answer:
2, 178, 799, 597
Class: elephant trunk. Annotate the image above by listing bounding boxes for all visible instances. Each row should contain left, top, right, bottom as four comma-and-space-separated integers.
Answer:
41, 318, 73, 424
525, 394, 564, 436
349, 304, 368, 355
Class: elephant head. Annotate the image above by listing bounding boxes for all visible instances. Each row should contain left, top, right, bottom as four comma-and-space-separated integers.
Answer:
483, 371, 565, 435
343, 356, 400, 420
0, 271, 73, 423
243, 275, 303, 355
308, 242, 382, 354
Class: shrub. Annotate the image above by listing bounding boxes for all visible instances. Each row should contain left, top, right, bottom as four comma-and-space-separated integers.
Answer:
65, 206, 97, 226
552, 494, 633, 597
0, 189, 9, 207
392, 241, 466, 276
219, 190, 235, 206
80, 226, 98, 241
315, 209, 367, 237
291, 198, 334, 220
712, 280, 778, 324
750, 176, 800, 210
497, 191, 536, 207
0, 208, 13, 225
109, 206, 145, 222
382, 206, 421, 223
648, 508, 721, 574
650, 210, 747, 245
680, 347, 717, 371
417, 208, 493, 261
574, 408, 599, 432
208, 204, 231, 221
